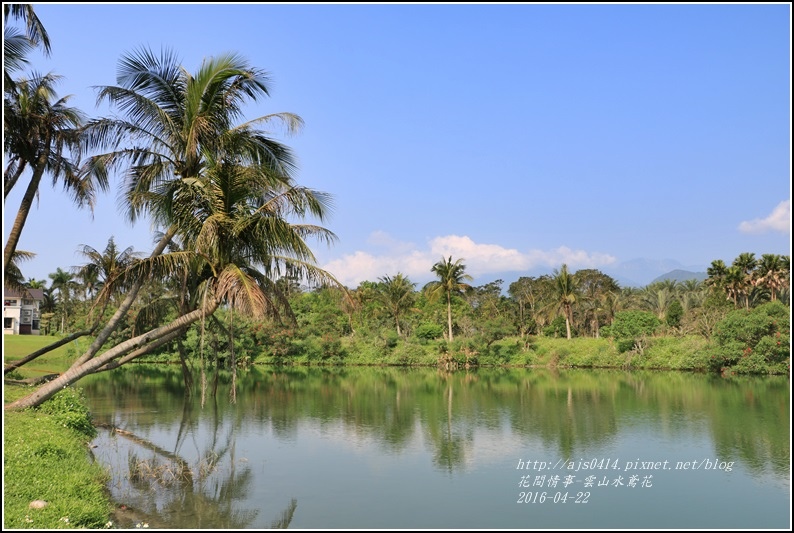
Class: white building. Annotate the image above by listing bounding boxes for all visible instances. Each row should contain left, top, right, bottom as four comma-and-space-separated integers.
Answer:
3, 287, 44, 335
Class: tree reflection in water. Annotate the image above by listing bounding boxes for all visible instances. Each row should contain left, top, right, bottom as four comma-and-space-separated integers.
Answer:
93, 369, 297, 529
82, 364, 789, 528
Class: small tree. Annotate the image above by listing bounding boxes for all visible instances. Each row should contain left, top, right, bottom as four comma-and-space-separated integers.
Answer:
602, 310, 661, 353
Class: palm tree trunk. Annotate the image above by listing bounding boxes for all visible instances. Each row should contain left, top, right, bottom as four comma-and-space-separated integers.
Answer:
6, 296, 221, 411
447, 291, 454, 342
3, 141, 49, 273
4, 159, 27, 199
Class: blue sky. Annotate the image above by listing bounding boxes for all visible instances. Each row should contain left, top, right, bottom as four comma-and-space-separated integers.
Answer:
4, 3, 791, 289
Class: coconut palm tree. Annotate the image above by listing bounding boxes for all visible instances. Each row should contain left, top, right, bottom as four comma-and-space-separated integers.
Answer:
3, 72, 99, 277
3, 3, 51, 88
8, 139, 338, 410
24, 277, 47, 289
755, 253, 789, 302
58, 46, 309, 370
47, 267, 73, 302
425, 256, 473, 342
6, 48, 339, 411
48, 266, 78, 333
72, 236, 141, 303
678, 279, 707, 313
4, 250, 35, 290
732, 253, 757, 309
3, 4, 50, 54
723, 266, 744, 308
374, 273, 416, 336
551, 264, 578, 339
706, 259, 728, 288
641, 282, 677, 321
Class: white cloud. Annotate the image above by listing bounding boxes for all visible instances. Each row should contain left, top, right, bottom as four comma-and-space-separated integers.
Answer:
738, 200, 791, 234
322, 233, 617, 287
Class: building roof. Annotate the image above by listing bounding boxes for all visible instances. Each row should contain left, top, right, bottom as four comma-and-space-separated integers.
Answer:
3, 287, 44, 300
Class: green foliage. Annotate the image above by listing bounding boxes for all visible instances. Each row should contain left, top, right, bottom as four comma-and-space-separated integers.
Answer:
380, 330, 400, 350
319, 335, 347, 362
6, 369, 24, 380
36, 387, 97, 438
391, 341, 430, 365
628, 336, 711, 371
604, 310, 660, 353
616, 338, 637, 353
478, 338, 523, 365
543, 315, 568, 338
606, 310, 661, 340
475, 316, 514, 348
709, 301, 790, 374
414, 322, 444, 341
666, 300, 684, 328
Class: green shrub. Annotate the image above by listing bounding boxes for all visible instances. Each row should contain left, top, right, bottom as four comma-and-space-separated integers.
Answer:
608, 310, 661, 339
543, 316, 568, 338
616, 338, 637, 353
6, 369, 23, 380
36, 387, 97, 439
391, 342, 428, 365
414, 323, 444, 341
666, 300, 684, 328
709, 301, 790, 374
604, 311, 661, 355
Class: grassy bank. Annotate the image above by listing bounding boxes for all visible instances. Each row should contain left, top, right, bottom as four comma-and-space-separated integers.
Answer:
4, 335, 114, 529
3, 384, 113, 529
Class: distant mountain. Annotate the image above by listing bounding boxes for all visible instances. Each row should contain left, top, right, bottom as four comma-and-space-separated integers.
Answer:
649, 269, 708, 285
601, 258, 707, 288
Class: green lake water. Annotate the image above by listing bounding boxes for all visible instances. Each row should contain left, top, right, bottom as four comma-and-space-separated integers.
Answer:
80, 365, 791, 529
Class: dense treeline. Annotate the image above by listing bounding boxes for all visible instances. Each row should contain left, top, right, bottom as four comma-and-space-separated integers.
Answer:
20, 251, 790, 376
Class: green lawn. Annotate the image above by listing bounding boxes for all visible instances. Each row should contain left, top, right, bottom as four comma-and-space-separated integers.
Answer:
3, 334, 86, 378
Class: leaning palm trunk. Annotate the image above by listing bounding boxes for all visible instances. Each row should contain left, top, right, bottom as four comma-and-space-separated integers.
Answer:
3, 159, 27, 199
5, 296, 220, 411
94, 327, 187, 373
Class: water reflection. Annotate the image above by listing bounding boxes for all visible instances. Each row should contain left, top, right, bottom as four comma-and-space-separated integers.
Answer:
82, 365, 790, 529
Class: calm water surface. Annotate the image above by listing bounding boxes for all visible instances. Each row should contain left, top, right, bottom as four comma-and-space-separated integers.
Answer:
80, 366, 791, 529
